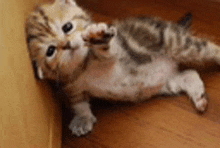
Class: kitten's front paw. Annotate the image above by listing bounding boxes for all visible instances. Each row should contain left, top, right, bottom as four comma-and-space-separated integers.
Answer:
82, 23, 116, 45
69, 115, 97, 136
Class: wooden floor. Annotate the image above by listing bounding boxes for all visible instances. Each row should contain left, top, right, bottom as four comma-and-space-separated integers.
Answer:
62, 0, 220, 147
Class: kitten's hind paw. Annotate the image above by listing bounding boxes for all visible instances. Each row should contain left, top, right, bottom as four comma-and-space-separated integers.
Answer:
69, 115, 97, 137
82, 23, 116, 45
194, 94, 208, 112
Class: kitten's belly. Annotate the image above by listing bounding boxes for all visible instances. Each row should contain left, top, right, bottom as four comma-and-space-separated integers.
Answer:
88, 80, 141, 101
87, 57, 177, 101
88, 81, 164, 102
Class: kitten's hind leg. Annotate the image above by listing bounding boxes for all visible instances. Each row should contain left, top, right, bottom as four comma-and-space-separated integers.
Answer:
162, 70, 208, 112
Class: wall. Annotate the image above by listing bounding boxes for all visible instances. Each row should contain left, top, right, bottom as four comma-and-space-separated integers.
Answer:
0, 0, 61, 147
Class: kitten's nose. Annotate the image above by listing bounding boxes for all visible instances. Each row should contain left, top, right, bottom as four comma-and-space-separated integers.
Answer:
60, 41, 71, 50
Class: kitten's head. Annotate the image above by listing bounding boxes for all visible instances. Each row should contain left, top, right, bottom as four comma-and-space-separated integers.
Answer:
26, 0, 91, 81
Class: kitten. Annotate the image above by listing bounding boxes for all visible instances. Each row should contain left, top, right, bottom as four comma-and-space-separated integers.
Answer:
26, 0, 220, 136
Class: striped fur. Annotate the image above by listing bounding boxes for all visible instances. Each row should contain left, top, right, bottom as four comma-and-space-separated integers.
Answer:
114, 17, 219, 65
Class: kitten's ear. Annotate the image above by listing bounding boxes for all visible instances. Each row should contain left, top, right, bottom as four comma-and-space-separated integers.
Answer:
56, 0, 77, 6
177, 13, 193, 29
32, 61, 44, 80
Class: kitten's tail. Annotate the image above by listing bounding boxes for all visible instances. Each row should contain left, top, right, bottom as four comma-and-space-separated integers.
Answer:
163, 24, 220, 64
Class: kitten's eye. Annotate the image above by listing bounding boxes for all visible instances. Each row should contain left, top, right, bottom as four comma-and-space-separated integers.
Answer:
62, 22, 73, 34
46, 45, 56, 57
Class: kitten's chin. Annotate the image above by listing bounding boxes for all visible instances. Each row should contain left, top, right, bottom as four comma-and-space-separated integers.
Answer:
59, 46, 89, 74
73, 46, 89, 64
58, 32, 89, 77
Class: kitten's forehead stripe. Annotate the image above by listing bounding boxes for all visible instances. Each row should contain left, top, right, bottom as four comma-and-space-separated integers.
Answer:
34, 8, 56, 37
27, 35, 43, 44
28, 23, 43, 32
28, 21, 55, 39
35, 33, 48, 38
37, 8, 50, 28
72, 15, 90, 21
27, 21, 51, 43
27, 35, 35, 44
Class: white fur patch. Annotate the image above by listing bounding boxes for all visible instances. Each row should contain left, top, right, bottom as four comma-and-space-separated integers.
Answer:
37, 66, 44, 79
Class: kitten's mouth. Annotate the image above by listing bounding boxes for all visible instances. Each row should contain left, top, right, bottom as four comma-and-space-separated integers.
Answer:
61, 41, 79, 50
63, 45, 80, 50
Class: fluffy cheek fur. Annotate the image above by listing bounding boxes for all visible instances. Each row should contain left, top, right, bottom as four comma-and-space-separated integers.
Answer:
38, 47, 88, 80
59, 46, 89, 75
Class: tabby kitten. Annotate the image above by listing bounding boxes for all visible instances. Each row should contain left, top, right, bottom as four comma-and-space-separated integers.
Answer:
26, 0, 220, 136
